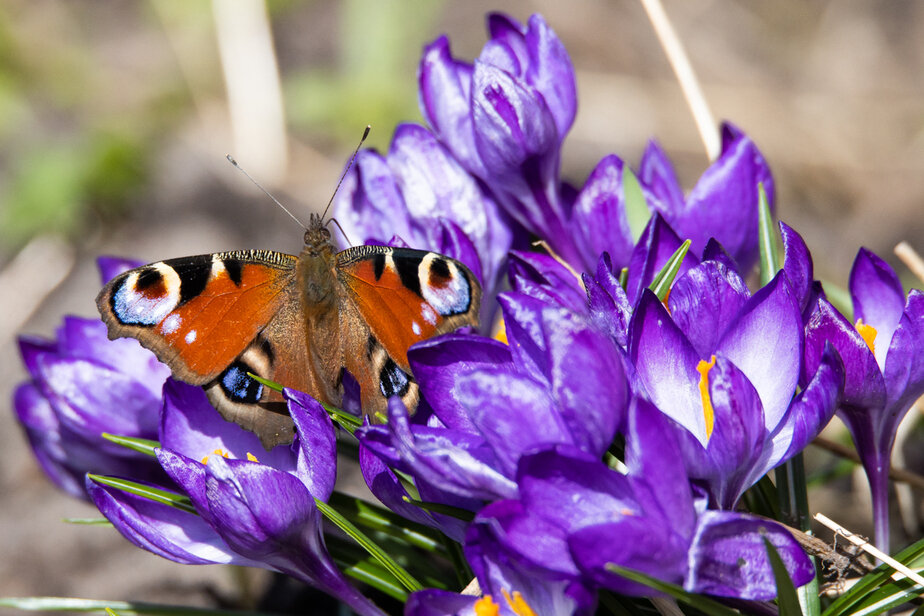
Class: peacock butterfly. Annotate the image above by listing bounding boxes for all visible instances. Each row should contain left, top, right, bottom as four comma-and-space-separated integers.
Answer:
96, 211, 481, 449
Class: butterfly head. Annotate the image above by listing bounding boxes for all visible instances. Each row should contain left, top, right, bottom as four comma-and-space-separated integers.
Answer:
303, 213, 335, 257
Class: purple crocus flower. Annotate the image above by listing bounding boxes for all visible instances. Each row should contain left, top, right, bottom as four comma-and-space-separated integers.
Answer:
13, 257, 169, 499
359, 294, 628, 508
803, 248, 924, 552
627, 241, 843, 509
332, 123, 514, 326
638, 123, 774, 272
88, 381, 387, 616
471, 398, 815, 601
419, 13, 582, 268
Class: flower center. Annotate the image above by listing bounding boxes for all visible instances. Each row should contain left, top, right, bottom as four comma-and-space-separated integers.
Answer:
473, 591, 538, 616
200, 449, 259, 464
697, 355, 717, 440
855, 318, 877, 353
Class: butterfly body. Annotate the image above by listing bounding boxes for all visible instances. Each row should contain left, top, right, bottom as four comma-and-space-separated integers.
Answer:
97, 213, 481, 448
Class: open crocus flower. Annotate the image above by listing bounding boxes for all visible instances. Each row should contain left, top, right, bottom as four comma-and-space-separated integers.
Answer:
470, 398, 814, 602
628, 253, 843, 509
13, 257, 169, 498
419, 13, 581, 268
332, 123, 514, 326
803, 248, 924, 551
359, 293, 628, 509
88, 381, 387, 616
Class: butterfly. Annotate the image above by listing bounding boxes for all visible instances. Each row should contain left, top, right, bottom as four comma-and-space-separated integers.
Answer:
97, 212, 482, 448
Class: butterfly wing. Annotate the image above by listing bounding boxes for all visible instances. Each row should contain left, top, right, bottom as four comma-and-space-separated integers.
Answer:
97, 250, 299, 384
335, 246, 481, 415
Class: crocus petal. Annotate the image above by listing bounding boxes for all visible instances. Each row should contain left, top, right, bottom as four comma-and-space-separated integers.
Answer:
360, 398, 518, 501
458, 369, 571, 477
668, 124, 773, 270
409, 333, 513, 432
850, 248, 905, 368
160, 380, 297, 474
571, 154, 634, 270
520, 13, 577, 139
471, 61, 559, 176
780, 221, 814, 314
157, 449, 212, 522
677, 355, 766, 510
418, 36, 482, 176
685, 510, 814, 599
14, 383, 85, 498
498, 292, 554, 383
97, 256, 145, 284
285, 388, 337, 500
804, 291, 886, 408
405, 589, 478, 616
638, 139, 683, 212
584, 253, 632, 348
764, 343, 843, 474
628, 291, 705, 442
569, 516, 687, 596
882, 290, 924, 415
667, 260, 750, 359
626, 215, 698, 305
87, 476, 252, 566
507, 251, 586, 312
717, 272, 802, 429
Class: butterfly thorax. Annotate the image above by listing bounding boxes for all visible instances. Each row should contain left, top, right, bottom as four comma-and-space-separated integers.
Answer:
299, 216, 338, 305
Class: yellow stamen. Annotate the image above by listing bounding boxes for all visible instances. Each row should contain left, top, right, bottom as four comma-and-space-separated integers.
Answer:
246, 452, 259, 463
502, 590, 538, 616
697, 355, 717, 440
474, 595, 500, 616
201, 449, 231, 465
493, 317, 508, 345
855, 318, 877, 353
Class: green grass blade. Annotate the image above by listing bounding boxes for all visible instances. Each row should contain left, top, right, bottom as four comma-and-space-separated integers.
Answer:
101, 433, 160, 457
623, 166, 651, 244
763, 537, 804, 616
604, 565, 740, 616
648, 239, 692, 301
328, 491, 443, 552
758, 182, 781, 287
87, 475, 196, 515
315, 498, 423, 593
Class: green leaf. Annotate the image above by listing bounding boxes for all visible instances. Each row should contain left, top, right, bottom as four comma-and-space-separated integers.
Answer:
101, 433, 160, 457
246, 372, 283, 392
823, 535, 924, 616
623, 166, 651, 244
758, 182, 781, 287
0, 597, 275, 615
87, 475, 196, 515
763, 537, 804, 615
328, 491, 443, 552
842, 573, 924, 616
63, 518, 113, 526
315, 498, 423, 593
604, 565, 740, 616
741, 474, 781, 520
648, 239, 692, 301
401, 496, 475, 522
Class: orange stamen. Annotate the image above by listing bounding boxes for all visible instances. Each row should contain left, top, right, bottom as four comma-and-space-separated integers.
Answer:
855, 318, 877, 353
474, 595, 500, 616
697, 355, 717, 440
502, 589, 538, 616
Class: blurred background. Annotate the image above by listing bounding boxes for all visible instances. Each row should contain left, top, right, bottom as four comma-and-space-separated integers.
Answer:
1, 0, 923, 610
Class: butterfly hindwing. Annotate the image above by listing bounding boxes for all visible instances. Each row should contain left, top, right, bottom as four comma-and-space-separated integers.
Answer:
97, 251, 298, 384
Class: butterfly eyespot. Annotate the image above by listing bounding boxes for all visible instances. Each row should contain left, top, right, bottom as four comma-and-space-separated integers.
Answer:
220, 362, 264, 404
379, 358, 411, 399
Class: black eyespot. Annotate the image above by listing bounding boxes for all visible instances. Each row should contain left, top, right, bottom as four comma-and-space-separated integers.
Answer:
373, 253, 386, 281
223, 259, 243, 286
379, 358, 411, 398
395, 253, 423, 297
134, 267, 163, 290
168, 255, 212, 306
220, 361, 263, 403
429, 257, 451, 282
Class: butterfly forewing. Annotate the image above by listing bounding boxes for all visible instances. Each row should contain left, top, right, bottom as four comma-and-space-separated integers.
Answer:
97, 251, 298, 384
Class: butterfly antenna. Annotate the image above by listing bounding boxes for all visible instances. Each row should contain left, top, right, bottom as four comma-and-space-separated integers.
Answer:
328, 217, 354, 247
226, 155, 307, 230
321, 124, 371, 221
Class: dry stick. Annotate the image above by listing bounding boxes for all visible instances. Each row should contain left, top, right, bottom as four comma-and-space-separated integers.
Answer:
815, 513, 924, 588
639, 0, 720, 161
811, 436, 924, 491
895, 241, 924, 284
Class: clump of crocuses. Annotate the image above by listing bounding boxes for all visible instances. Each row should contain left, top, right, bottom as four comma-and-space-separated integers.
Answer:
12, 10, 923, 616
